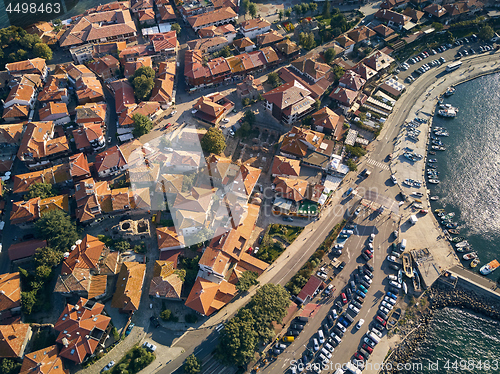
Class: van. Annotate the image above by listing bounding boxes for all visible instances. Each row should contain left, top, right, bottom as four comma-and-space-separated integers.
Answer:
317, 329, 325, 344
318, 353, 328, 363
368, 332, 381, 344
330, 332, 341, 344
344, 313, 354, 324
283, 336, 294, 343
400, 239, 407, 251
410, 215, 418, 225
296, 316, 309, 323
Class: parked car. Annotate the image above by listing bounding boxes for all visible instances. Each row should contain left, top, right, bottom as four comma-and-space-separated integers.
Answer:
150, 316, 160, 328
313, 338, 320, 351
282, 216, 294, 222
387, 255, 398, 263
364, 263, 374, 272
356, 319, 365, 329
102, 361, 115, 371
143, 342, 157, 352
125, 323, 135, 336
363, 337, 375, 348
389, 281, 402, 289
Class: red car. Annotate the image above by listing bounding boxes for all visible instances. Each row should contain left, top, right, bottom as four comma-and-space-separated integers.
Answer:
376, 316, 387, 326
341, 293, 347, 304
362, 344, 373, 353
163, 123, 172, 130
364, 250, 373, 259
420, 209, 428, 214
354, 352, 365, 361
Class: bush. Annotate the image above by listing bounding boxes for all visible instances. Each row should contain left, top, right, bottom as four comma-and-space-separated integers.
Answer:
184, 354, 202, 374
185, 313, 199, 324
160, 309, 172, 321
114, 241, 131, 252
112, 327, 120, 341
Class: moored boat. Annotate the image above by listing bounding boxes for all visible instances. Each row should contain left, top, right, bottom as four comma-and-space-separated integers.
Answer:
463, 252, 478, 260
451, 236, 464, 243
444, 87, 456, 96
455, 240, 469, 248
398, 269, 403, 284
448, 228, 460, 235
403, 253, 413, 278
428, 179, 440, 184
429, 151, 436, 155
470, 258, 480, 268
412, 269, 421, 292
435, 208, 445, 213
403, 282, 408, 294
456, 245, 470, 253
438, 108, 457, 117
480, 259, 500, 275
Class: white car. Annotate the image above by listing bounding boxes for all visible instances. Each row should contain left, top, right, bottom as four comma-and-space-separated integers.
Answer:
107, 137, 112, 144
356, 319, 365, 329
391, 175, 397, 184
171, 110, 177, 116
337, 323, 346, 333
387, 256, 398, 263
102, 361, 115, 371
369, 233, 375, 243
389, 281, 402, 289
222, 118, 230, 123
143, 342, 157, 352
333, 243, 344, 250
393, 230, 398, 238
381, 301, 394, 310
384, 296, 396, 305
349, 304, 360, 315
371, 328, 383, 338
363, 275, 372, 284
379, 306, 391, 314
387, 275, 397, 282
313, 338, 319, 351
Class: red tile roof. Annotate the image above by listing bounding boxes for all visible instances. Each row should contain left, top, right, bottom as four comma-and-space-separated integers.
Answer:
0, 323, 30, 357
61, 234, 106, 275
271, 155, 301, 176
69, 153, 91, 179
111, 262, 146, 312
19, 345, 68, 374
0, 272, 21, 312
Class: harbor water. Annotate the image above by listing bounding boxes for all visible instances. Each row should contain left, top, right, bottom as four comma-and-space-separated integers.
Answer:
427, 72, 500, 280
400, 307, 500, 374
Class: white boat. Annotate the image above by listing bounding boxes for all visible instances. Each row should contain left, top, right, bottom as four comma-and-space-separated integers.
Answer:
428, 179, 440, 184
444, 87, 456, 96
455, 240, 469, 248
463, 252, 478, 260
430, 196, 439, 201
438, 109, 457, 117
439, 103, 458, 111
480, 260, 500, 275
403, 282, 408, 294
398, 269, 403, 284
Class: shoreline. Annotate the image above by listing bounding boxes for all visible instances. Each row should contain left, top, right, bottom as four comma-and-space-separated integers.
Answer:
367, 54, 500, 373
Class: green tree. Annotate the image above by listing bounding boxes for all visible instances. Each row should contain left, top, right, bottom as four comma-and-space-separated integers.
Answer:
218, 45, 232, 58
248, 283, 290, 330
302, 115, 313, 128
131, 66, 155, 101
242, 0, 250, 14
21, 290, 37, 314
309, 2, 317, 14
278, 9, 283, 21
284, 8, 291, 19
242, 97, 251, 106
293, 4, 303, 16
184, 354, 202, 374
171, 23, 181, 35
431, 22, 443, 32
25, 182, 56, 200
114, 241, 131, 252
35, 210, 79, 252
302, 3, 310, 15
479, 25, 494, 40
17, 49, 28, 60
35, 265, 52, 280
324, 47, 336, 64
236, 271, 259, 292
314, 99, 321, 111
132, 113, 153, 138
322, 0, 331, 18
243, 110, 256, 125
33, 43, 52, 60
34, 247, 63, 268
248, 2, 257, 18
20, 34, 41, 49
299, 32, 315, 49
160, 309, 172, 321
0, 359, 21, 374
332, 27, 342, 37
200, 127, 226, 155
267, 72, 281, 88
346, 159, 357, 171
331, 65, 345, 83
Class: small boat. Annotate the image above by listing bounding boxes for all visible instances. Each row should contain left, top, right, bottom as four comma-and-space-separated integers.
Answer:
451, 236, 464, 243
444, 87, 456, 96
441, 212, 455, 220
470, 258, 480, 268
413, 192, 423, 198
456, 245, 471, 253
428, 179, 440, 184
448, 229, 460, 235
439, 103, 458, 111
446, 222, 458, 229
431, 145, 446, 151
429, 151, 436, 155
428, 159, 438, 163
480, 259, 500, 275
427, 163, 437, 169
403, 282, 408, 294
455, 240, 469, 248
398, 269, 403, 284
435, 208, 445, 213
412, 269, 421, 292
430, 196, 439, 201
403, 253, 413, 278
463, 252, 478, 260
438, 108, 457, 117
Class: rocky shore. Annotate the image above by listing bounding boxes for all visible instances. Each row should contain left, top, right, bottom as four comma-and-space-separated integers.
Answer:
382, 283, 500, 373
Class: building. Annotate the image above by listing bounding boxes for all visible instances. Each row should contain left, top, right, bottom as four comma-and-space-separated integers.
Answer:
87, 55, 120, 80
5, 58, 47, 78
198, 24, 236, 42
38, 102, 70, 125
311, 107, 345, 140
347, 26, 376, 44
339, 70, 366, 92
158, 4, 177, 23
157, 226, 185, 251
240, 18, 271, 39
187, 37, 229, 54
0, 272, 21, 320
423, 3, 447, 18
274, 39, 300, 60
271, 155, 301, 177
59, 10, 137, 48
263, 80, 315, 125
94, 139, 142, 177
109, 79, 136, 113
187, 7, 237, 32
363, 50, 395, 72
118, 101, 161, 127
149, 260, 183, 299
19, 345, 68, 374
111, 262, 146, 313
193, 92, 234, 125
38, 75, 69, 103
236, 75, 264, 100
256, 30, 284, 48
233, 37, 255, 53
279, 126, 324, 158
374, 9, 412, 29
0, 324, 32, 358
54, 298, 111, 363
75, 76, 105, 104
8, 240, 47, 262
69, 153, 92, 181
329, 86, 360, 114
17, 121, 70, 163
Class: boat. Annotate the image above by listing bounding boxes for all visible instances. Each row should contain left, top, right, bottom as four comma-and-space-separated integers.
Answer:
427, 163, 437, 169
439, 103, 459, 111
412, 269, 421, 292
463, 252, 478, 260
480, 260, 500, 275
456, 245, 471, 253
455, 240, 469, 248
441, 212, 456, 220
428, 179, 440, 184
430, 196, 439, 201
446, 222, 458, 229
402, 253, 413, 278
448, 229, 460, 235
429, 151, 436, 155
428, 159, 438, 163
398, 269, 403, 284
431, 145, 446, 151
470, 258, 480, 268
435, 208, 445, 213
438, 108, 457, 117
403, 282, 408, 294
451, 236, 464, 243
444, 87, 456, 96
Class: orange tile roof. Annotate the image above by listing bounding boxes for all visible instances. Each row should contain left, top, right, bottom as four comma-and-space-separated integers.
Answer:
54, 298, 111, 363
17, 121, 70, 161
8, 240, 47, 261
118, 101, 160, 127
87, 275, 108, 299
273, 176, 308, 202
66, 64, 95, 81
5, 84, 36, 104
38, 102, 69, 121
87, 55, 120, 76
279, 126, 324, 157
76, 102, 107, 124
61, 234, 106, 275
238, 252, 269, 274
38, 194, 69, 216
271, 155, 301, 177
111, 262, 146, 312
5, 58, 46, 75
0, 323, 30, 357
123, 56, 152, 78
187, 7, 237, 28
19, 345, 68, 374
109, 79, 136, 113
199, 247, 230, 275
156, 174, 183, 194
158, 4, 176, 20
72, 123, 104, 150
75, 76, 104, 103
184, 277, 221, 316
69, 153, 91, 179
157, 226, 185, 250
0, 272, 21, 312
240, 17, 271, 31
10, 197, 40, 225
149, 260, 183, 298
129, 187, 151, 210
2, 104, 29, 120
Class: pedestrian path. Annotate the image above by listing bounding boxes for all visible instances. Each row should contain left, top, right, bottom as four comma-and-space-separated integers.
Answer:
366, 158, 390, 170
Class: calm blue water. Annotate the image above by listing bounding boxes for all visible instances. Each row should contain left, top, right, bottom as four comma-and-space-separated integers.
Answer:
427, 73, 500, 280
401, 308, 500, 374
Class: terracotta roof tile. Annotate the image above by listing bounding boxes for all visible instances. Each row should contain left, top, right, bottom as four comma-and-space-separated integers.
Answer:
111, 262, 146, 312
271, 155, 301, 176
157, 226, 185, 250
19, 345, 68, 374
0, 272, 21, 312
0, 323, 30, 357
8, 239, 47, 261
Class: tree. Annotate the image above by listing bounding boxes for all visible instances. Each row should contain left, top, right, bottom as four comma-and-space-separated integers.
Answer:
34, 247, 63, 268
243, 110, 256, 125
309, 2, 317, 14
200, 128, 226, 155
218, 45, 232, 58
278, 9, 283, 21
131, 66, 155, 101
431, 22, 444, 32
35, 210, 79, 252
293, 4, 303, 16
248, 283, 290, 329
302, 3, 310, 15
236, 271, 259, 292
314, 99, 321, 111
284, 8, 291, 19
242, 0, 250, 14
299, 32, 315, 49
171, 23, 181, 35
331, 65, 345, 83
248, 2, 257, 18
25, 182, 56, 200
0, 359, 21, 374
242, 97, 251, 106
160, 309, 172, 321
184, 354, 202, 374
332, 27, 342, 37
479, 25, 494, 40
115, 241, 131, 252
267, 72, 281, 88
35, 265, 52, 280
21, 290, 37, 314
132, 113, 153, 138
346, 159, 357, 171
302, 115, 313, 128
324, 48, 336, 64
322, 0, 331, 18
20, 34, 41, 49
33, 43, 52, 60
